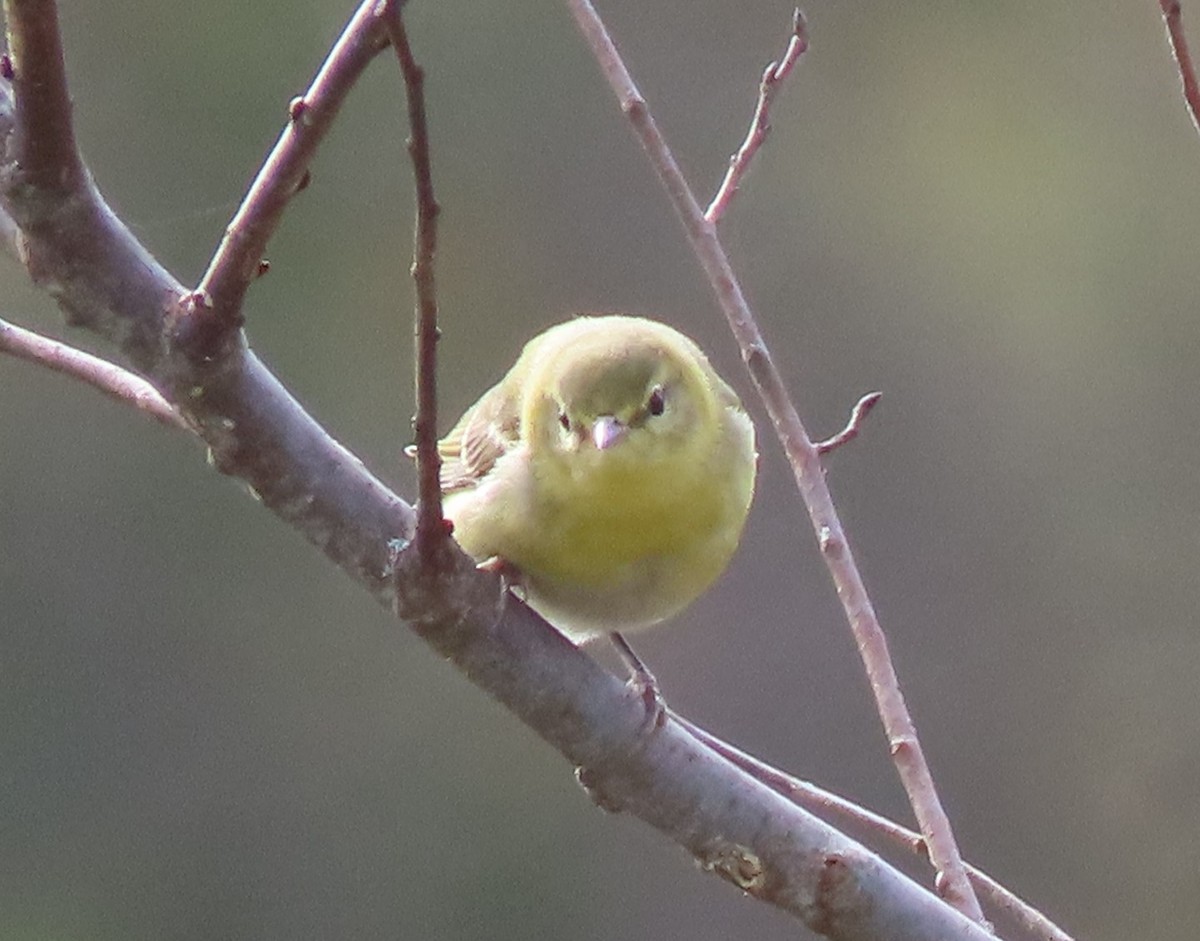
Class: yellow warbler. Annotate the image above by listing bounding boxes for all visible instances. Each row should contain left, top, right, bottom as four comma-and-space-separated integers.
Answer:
437, 315, 756, 643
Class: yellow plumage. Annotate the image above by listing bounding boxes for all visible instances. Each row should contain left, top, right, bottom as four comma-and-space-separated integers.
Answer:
438, 315, 756, 642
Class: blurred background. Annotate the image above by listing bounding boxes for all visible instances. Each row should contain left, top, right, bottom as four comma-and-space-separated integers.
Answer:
1, 0, 1197, 938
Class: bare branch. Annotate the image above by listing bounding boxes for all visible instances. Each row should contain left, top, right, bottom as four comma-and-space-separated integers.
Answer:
194, 0, 391, 342
1159, 1, 1200, 136
566, 0, 985, 923
816, 391, 882, 456
706, 9, 808, 225
0, 318, 187, 430
380, 0, 448, 569
671, 712, 1076, 941
1, 0, 86, 193
0, 13, 995, 940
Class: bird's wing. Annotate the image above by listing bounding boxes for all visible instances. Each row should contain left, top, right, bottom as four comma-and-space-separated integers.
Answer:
436, 380, 522, 493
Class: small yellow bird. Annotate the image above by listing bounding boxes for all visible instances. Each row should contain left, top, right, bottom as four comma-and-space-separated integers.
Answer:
437, 314, 756, 644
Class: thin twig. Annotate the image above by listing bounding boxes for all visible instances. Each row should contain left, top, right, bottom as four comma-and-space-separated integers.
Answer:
1, 0, 86, 193
671, 712, 1076, 941
380, 0, 446, 569
816, 391, 882, 456
705, 9, 808, 224
195, 0, 391, 337
566, 0, 985, 923
0, 318, 187, 430
1160, 1, 1200, 136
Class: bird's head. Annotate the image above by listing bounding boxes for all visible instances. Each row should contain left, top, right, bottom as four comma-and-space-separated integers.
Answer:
523, 317, 719, 478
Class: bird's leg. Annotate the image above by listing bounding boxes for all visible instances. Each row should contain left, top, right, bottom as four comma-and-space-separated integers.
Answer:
609, 632, 667, 733
475, 560, 665, 734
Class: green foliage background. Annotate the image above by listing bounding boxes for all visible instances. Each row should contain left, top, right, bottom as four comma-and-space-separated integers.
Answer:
2, 1, 1197, 939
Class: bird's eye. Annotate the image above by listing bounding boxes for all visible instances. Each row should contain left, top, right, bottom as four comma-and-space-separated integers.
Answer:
647, 386, 666, 416
558, 411, 571, 432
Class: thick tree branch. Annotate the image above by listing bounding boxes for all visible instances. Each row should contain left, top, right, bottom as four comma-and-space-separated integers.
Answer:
1, 0, 85, 193
566, 0, 986, 923
673, 713, 1076, 941
389, 547, 994, 941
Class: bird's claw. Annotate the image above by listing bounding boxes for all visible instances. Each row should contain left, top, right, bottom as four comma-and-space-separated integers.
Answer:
609, 632, 668, 735
626, 665, 668, 734
477, 555, 528, 601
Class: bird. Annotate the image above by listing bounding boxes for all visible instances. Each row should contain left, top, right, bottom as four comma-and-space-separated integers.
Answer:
433, 314, 756, 653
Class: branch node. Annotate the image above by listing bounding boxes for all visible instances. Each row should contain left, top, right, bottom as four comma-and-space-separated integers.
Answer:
889, 735, 917, 758
575, 765, 627, 814
697, 841, 768, 894
742, 341, 769, 369
817, 525, 843, 558
170, 288, 242, 365
182, 289, 213, 313
288, 96, 312, 125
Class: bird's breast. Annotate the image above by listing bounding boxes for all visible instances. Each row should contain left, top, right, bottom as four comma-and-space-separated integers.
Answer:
524, 456, 734, 587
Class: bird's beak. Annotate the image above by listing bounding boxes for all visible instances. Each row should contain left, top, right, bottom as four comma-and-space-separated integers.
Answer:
591, 415, 627, 451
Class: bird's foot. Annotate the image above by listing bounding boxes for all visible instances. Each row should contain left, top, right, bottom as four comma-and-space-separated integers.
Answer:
477, 555, 528, 602
609, 632, 668, 735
